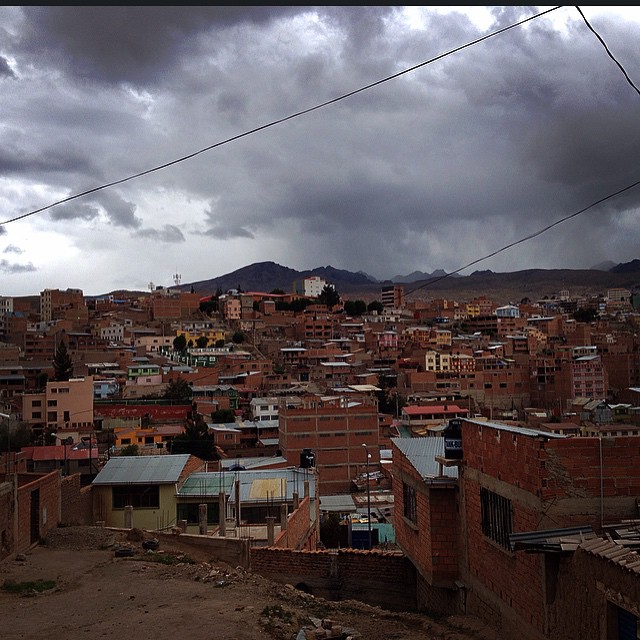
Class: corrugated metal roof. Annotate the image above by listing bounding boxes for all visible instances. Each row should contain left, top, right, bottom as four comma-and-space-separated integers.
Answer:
92, 454, 191, 485
220, 456, 287, 470
510, 525, 595, 552
177, 472, 235, 496
392, 437, 458, 480
319, 494, 356, 512
466, 418, 566, 439
230, 468, 315, 504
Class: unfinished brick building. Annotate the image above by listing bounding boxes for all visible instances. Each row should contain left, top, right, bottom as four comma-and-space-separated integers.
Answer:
392, 419, 640, 639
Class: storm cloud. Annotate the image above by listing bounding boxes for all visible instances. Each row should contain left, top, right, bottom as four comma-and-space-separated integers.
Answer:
1, 6, 639, 296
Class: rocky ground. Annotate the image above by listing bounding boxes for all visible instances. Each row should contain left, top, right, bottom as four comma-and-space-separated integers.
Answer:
0, 526, 502, 640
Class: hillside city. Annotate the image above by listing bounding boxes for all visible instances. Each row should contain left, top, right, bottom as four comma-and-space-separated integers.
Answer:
1, 274, 640, 639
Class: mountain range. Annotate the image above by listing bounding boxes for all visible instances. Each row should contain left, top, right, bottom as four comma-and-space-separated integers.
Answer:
176, 259, 640, 304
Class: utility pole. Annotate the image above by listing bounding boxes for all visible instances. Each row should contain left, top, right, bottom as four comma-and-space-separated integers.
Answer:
361, 443, 372, 550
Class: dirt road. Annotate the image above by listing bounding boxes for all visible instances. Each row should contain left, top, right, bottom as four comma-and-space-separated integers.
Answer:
0, 527, 501, 640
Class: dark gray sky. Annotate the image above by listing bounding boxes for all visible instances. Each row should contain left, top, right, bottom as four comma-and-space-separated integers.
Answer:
1, 6, 640, 295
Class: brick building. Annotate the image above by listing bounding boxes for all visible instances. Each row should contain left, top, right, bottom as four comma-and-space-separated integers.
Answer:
279, 394, 379, 495
392, 418, 640, 639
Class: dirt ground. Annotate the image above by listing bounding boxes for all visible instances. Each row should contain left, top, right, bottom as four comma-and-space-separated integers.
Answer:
0, 526, 502, 640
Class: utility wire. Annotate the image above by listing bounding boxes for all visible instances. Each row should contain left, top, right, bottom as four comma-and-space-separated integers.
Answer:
0, 6, 562, 227
405, 178, 640, 296
405, 7, 640, 297
575, 6, 640, 98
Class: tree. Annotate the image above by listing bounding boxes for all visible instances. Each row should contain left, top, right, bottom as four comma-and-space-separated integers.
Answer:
173, 334, 187, 351
36, 372, 48, 390
318, 284, 340, 309
573, 307, 599, 323
195, 335, 209, 348
120, 444, 139, 456
232, 331, 245, 344
344, 299, 367, 316
367, 300, 384, 314
288, 298, 310, 313
170, 410, 219, 460
214, 339, 226, 348
211, 409, 236, 424
53, 340, 73, 381
0, 422, 32, 452
163, 377, 192, 401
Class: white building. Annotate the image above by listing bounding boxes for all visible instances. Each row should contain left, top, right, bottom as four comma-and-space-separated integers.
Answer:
304, 276, 326, 298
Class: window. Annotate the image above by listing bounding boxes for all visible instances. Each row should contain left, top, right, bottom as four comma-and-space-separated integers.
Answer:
32, 412, 41, 419
112, 485, 159, 509
608, 602, 639, 640
480, 487, 512, 549
403, 482, 417, 525
31, 400, 42, 407
47, 400, 57, 407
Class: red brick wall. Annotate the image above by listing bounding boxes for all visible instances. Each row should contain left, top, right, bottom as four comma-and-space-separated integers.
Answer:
0, 481, 15, 559
250, 547, 416, 611
543, 437, 640, 523
95, 403, 192, 422
60, 474, 93, 526
272, 496, 317, 550
549, 548, 640, 639
16, 471, 60, 553
392, 440, 458, 587
463, 476, 546, 637
460, 423, 561, 637
460, 422, 640, 638
279, 401, 379, 495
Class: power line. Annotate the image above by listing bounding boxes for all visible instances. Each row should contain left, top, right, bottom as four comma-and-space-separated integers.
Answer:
575, 6, 640, 98
405, 177, 640, 296
0, 6, 563, 227
405, 8, 640, 298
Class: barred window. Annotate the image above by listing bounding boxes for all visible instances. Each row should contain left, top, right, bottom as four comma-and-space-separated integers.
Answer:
403, 482, 417, 525
480, 487, 512, 549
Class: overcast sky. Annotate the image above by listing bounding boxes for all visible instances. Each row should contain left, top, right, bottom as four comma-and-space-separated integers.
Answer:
1, 6, 640, 296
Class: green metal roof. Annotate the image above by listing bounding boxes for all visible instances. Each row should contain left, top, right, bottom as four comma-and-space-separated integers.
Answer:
177, 472, 235, 497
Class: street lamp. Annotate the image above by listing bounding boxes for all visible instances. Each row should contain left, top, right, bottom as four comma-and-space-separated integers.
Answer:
361, 443, 372, 550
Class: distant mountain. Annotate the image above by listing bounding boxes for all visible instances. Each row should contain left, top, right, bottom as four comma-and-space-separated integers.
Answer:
179, 260, 640, 304
610, 259, 640, 274
184, 261, 378, 296
391, 269, 458, 283
591, 260, 617, 271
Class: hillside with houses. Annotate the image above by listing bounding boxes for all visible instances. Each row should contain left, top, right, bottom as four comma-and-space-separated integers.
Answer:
1, 273, 640, 639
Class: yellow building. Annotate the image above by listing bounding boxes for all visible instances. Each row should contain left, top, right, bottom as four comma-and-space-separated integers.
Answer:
92, 454, 205, 529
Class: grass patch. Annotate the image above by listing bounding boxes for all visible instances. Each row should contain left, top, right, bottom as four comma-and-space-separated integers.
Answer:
3, 579, 56, 594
